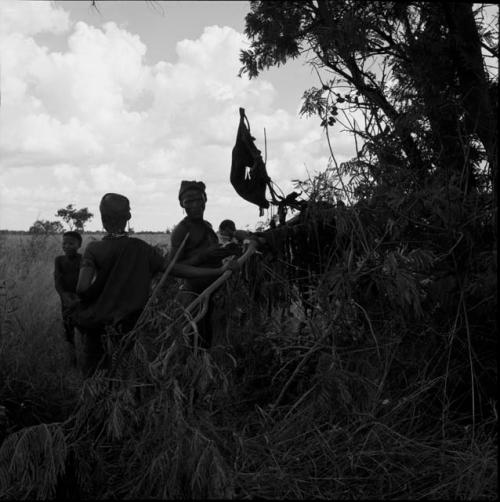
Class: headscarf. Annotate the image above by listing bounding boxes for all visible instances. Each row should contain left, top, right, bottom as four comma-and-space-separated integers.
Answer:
178, 180, 207, 204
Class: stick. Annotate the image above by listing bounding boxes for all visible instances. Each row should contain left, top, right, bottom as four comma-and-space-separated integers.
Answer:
184, 240, 259, 321
136, 232, 190, 323
181, 240, 260, 348
134, 232, 190, 329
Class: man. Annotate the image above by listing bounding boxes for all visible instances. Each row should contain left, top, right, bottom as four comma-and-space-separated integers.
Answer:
169, 181, 240, 348
72, 193, 166, 376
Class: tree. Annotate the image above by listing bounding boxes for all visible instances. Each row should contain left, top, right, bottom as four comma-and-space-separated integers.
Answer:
55, 205, 94, 232
240, 1, 497, 200
28, 220, 64, 234
240, 1, 497, 421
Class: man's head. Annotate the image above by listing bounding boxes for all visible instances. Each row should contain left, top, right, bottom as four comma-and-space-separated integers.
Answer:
99, 193, 131, 232
178, 181, 207, 220
219, 219, 236, 239
62, 231, 82, 256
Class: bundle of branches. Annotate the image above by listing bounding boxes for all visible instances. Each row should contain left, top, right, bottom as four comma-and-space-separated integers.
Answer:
0, 297, 235, 499
221, 167, 496, 427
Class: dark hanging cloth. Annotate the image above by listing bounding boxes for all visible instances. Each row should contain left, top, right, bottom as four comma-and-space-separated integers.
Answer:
230, 108, 270, 214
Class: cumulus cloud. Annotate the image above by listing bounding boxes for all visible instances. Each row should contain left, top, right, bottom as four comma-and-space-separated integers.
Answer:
0, 0, 71, 37
0, 1, 355, 231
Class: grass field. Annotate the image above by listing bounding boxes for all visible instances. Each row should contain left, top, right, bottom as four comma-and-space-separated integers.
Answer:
0, 232, 171, 425
0, 231, 497, 499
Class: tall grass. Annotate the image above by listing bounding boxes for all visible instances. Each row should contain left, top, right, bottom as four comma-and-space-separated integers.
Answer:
0, 230, 497, 499
0, 232, 171, 430
0, 234, 80, 429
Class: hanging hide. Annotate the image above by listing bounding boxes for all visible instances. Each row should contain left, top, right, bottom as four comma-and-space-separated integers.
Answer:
230, 108, 270, 214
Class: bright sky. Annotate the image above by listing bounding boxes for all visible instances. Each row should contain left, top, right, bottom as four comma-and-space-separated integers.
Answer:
0, 0, 358, 232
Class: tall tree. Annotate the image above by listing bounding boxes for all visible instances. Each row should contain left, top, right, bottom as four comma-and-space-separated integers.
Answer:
240, 1, 497, 199
240, 1, 498, 420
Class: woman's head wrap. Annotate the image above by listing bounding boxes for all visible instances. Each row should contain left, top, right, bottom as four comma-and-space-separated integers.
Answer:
99, 193, 131, 219
178, 181, 207, 204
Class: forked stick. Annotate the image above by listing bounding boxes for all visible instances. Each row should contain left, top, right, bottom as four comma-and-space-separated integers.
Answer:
181, 240, 259, 347
184, 239, 259, 322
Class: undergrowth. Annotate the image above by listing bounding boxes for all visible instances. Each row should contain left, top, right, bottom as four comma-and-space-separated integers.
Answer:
0, 197, 497, 500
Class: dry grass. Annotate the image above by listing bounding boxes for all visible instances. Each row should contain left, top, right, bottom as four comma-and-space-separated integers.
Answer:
0, 232, 497, 500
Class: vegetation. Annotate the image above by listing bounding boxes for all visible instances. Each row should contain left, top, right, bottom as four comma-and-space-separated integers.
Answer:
0, 1, 497, 499
241, 0, 497, 404
0, 222, 497, 499
29, 220, 64, 235
241, 2, 497, 202
55, 205, 94, 232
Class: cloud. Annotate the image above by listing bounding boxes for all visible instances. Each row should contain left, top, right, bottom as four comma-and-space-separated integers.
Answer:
0, 0, 71, 37
0, 1, 354, 231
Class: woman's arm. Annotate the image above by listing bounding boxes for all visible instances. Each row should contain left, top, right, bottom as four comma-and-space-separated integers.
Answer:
171, 262, 223, 279
76, 265, 96, 296
171, 257, 239, 279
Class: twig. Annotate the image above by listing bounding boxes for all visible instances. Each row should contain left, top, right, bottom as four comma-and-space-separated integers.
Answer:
183, 240, 259, 320
270, 324, 332, 415
181, 240, 260, 347
352, 300, 381, 362
134, 232, 190, 328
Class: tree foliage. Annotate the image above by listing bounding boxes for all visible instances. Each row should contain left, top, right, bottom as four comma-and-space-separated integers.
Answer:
240, 0, 497, 423
55, 205, 94, 232
241, 1, 497, 200
28, 219, 64, 234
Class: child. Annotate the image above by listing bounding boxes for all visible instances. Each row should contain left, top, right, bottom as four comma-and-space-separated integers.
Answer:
218, 219, 237, 245
54, 231, 82, 366
72, 193, 166, 377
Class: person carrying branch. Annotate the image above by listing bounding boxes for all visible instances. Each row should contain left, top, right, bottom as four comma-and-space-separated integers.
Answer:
169, 181, 241, 349
71, 193, 166, 377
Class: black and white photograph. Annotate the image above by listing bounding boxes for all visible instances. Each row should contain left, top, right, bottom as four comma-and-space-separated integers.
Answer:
0, 1, 497, 499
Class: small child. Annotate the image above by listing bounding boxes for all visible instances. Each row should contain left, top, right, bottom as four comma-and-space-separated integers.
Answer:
218, 219, 237, 246
219, 219, 256, 248
54, 231, 82, 366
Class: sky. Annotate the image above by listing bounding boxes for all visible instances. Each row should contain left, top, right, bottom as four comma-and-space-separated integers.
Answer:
0, 0, 358, 232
